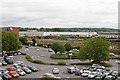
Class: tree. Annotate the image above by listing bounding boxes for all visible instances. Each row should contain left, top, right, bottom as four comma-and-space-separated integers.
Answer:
64, 43, 72, 52
2, 31, 21, 52
79, 36, 110, 63
19, 37, 28, 45
32, 38, 36, 46
51, 42, 65, 54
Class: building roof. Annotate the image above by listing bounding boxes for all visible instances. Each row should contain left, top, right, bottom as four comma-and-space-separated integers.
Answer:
99, 32, 120, 35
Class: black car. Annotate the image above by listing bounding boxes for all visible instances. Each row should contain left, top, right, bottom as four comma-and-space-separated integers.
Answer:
22, 68, 32, 74
2, 73, 12, 80
27, 65, 38, 72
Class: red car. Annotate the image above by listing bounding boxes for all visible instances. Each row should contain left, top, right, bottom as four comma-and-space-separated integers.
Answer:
6, 67, 16, 71
8, 71, 19, 78
19, 64, 26, 68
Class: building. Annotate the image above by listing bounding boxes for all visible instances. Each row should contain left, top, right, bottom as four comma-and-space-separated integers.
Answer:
19, 31, 97, 37
2, 27, 19, 35
98, 32, 119, 38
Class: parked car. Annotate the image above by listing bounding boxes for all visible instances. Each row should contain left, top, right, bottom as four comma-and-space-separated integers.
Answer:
109, 53, 115, 56
0, 63, 2, 67
72, 49, 79, 52
67, 67, 78, 74
75, 70, 82, 76
8, 71, 19, 78
27, 65, 38, 72
6, 67, 16, 71
52, 68, 59, 74
16, 69, 26, 76
22, 67, 32, 74
2, 73, 12, 80
95, 74, 105, 80
92, 64, 99, 68
48, 49, 53, 52
81, 70, 91, 77
0, 77, 3, 80
111, 71, 118, 79
19, 64, 26, 68
103, 69, 112, 75
82, 67, 90, 70
4, 57, 13, 64
1, 61, 7, 66
13, 65, 21, 69
88, 72, 97, 79
104, 75, 115, 80
0, 68, 9, 74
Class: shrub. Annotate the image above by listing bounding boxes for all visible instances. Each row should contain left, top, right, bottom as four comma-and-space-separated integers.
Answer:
21, 52, 26, 55
71, 63, 93, 65
34, 60, 45, 64
57, 61, 66, 65
38, 76, 61, 80
99, 63, 112, 67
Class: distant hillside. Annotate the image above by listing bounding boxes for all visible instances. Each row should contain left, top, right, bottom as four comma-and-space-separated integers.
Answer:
20, 27, 119, 32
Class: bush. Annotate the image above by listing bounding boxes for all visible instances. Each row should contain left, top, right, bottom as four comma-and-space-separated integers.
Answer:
21, 52, 26, 55
109, 56, 120, 59
99, 63, 112, 67
34, 60, 45, 64
72, 46, 80, 49
57, 61, 66, 65
71, 63, 93, 65
38, 76, 61, 80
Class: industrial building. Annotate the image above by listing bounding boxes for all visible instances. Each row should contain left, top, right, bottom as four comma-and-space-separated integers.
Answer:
19, 30, 98, 37
98, 32, 119, 38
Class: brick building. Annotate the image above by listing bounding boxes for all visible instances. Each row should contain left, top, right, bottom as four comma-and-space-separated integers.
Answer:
2, 27, 19, 35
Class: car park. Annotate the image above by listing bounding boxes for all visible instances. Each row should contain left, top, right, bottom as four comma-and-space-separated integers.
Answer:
22, 67, 32, 74
27, 65, 38, 72
52, 68, 59, 74
2, 73, 12, 80
16, 69, 26, 76
8, 71, 19, 78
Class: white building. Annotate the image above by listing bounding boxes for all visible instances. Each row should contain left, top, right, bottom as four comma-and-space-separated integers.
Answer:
98, 32, 119, 38
19, 31, 97, 37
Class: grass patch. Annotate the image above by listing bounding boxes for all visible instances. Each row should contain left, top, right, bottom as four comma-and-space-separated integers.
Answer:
38, 76, 61, 80
109, 56, 120, 60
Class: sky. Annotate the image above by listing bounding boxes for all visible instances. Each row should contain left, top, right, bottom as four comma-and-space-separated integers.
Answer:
0, 0, 119, 29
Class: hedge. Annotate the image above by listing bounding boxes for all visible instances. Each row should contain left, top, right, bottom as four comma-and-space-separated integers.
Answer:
57, 61, 66, 65
50, 53, 80, 59
38, 76, 61, 80
25, 55, 66, 65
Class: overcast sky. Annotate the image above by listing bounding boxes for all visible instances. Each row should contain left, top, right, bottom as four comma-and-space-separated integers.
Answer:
0, 0, 119, 29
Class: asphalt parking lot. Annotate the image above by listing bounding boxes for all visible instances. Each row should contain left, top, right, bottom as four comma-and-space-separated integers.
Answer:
1, 46, 119, 79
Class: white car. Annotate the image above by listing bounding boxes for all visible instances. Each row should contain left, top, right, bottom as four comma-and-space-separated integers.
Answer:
81, 70, 91, 77
16, 69, 26, 76
72, 49, 79, 52
52, 68, 59, 74
116, 60, 120, 64
88, 72, 97, 79
0, 63, 2, 67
